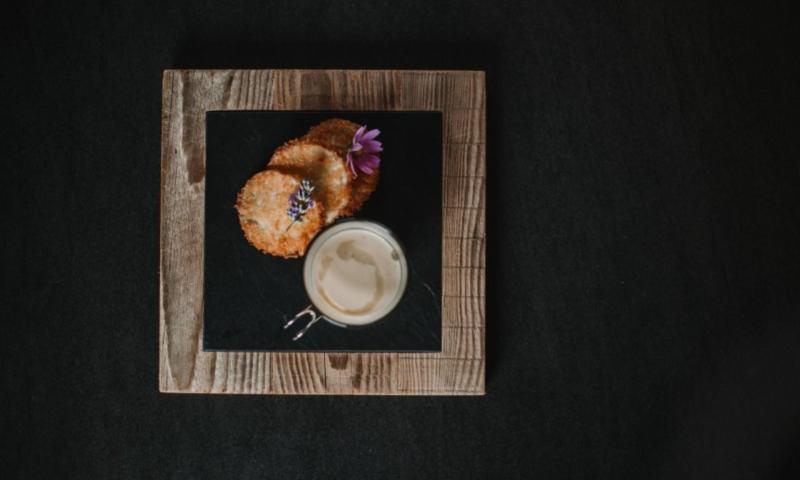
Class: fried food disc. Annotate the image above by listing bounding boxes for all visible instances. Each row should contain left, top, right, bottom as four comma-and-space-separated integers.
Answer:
235, 170, 324, 258
304, 118, 361, 154
268, 139, 351, 224
303, 118, 380, 216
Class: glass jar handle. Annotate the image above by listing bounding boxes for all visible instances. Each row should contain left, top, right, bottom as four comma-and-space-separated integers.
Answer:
284, 305, 325, 341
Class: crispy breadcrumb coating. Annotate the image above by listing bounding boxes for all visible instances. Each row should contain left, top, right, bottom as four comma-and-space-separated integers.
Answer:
268, 139, 351, 224
235, 170, 324, 258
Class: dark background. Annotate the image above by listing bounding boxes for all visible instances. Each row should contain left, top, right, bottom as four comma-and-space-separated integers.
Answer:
3, 1, 799, 478
205, 111, 442, 351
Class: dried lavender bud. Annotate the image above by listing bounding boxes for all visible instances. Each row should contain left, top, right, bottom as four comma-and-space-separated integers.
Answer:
287, 179, 316, 226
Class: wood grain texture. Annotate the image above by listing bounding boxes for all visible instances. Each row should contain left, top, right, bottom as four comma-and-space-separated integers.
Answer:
443, 206, 486, 239
444, 175, 485, 208
443, 238, 485, 268
160, 69, 485, 395
443, 295, 485, 328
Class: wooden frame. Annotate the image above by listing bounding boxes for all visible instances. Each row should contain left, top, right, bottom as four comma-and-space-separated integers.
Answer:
159, 69, 485, 394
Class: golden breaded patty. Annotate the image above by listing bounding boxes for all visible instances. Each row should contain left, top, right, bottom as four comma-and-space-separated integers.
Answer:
304, 118, 361, 154
303, 118, 380, 216
235, 170, 324, 258
268, 140, 351, 224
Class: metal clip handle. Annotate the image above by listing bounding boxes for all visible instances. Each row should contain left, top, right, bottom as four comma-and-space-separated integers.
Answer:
284, 305, 325, 341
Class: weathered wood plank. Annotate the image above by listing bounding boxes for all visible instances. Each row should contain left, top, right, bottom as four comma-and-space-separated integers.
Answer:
443, 109, 485, 144
397, 357, 485, 394
396, 70, 485, 110
325, 353, 398, 394
444, 175, 485, 208
442, 295, 485, 328
224, 70, 276, 110
443, 238, 485, 268
443, 143, 486, 178
399, 327, 484, 360
443, 206, 486, 239
269, 353, 327, 394
443, 266, 486, 298
160, 70, 232, 393
272, 69, 399, 110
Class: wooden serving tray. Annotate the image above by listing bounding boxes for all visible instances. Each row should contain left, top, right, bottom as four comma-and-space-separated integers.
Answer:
159, 69, 485, 395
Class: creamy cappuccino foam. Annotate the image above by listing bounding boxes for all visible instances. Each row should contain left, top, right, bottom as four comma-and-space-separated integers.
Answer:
303, 221, 407, 326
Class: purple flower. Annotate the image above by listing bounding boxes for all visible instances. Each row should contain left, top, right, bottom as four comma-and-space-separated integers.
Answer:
346, 125, 382, 176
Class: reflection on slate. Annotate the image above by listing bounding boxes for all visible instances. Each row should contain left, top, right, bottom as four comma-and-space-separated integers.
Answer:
203, 111, 442, 351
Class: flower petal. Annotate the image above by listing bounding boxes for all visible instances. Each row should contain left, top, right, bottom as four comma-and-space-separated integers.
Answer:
357, 154, 381, 171
362, 128, 380, 141
350, 142, 363, 152
353, 125, 367, 143
362, 140, 383, 153
346, 152, 357, 175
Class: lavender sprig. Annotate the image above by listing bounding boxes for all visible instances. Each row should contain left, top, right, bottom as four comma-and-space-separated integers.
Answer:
286, 179, 315, 231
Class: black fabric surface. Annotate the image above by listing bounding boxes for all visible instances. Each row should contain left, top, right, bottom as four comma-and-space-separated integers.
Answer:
204, 111, 442, 351
3, 1, 799, 478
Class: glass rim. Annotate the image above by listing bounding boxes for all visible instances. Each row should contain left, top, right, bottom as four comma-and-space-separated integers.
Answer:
302, 219, 409, 327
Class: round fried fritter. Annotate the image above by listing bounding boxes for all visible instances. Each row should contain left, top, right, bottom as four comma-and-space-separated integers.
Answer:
304, 118, 361, 154
235, 170, 324, 258
303, 118, 380, 216
268, 140, 351, 224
